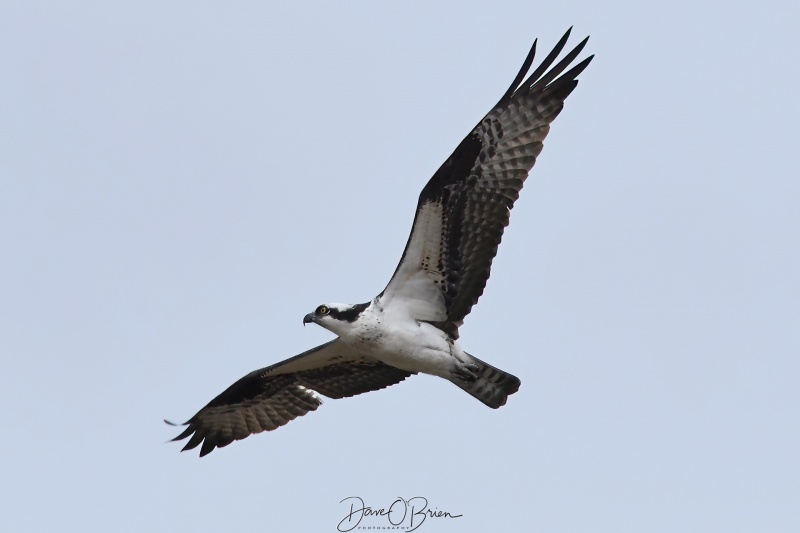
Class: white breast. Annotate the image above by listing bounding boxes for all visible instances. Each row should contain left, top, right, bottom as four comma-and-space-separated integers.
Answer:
345, 303, 459, 379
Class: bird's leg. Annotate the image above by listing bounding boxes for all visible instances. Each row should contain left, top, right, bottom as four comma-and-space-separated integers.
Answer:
452, 360, 480, 383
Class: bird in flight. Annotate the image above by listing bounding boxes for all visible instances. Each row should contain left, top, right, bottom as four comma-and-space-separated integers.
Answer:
168, 29, 593, 456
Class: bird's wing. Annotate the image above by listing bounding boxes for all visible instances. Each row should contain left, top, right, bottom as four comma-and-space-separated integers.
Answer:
379, 29, 593, 337
167, 340, 414, 456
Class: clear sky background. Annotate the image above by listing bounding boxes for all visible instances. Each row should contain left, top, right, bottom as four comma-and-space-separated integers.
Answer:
1, 1, 798, 531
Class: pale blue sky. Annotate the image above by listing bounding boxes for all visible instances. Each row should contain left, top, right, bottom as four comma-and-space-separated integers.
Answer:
1, 1, 798, 531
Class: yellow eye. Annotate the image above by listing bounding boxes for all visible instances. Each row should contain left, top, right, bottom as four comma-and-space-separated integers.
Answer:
316, 305, 330, 316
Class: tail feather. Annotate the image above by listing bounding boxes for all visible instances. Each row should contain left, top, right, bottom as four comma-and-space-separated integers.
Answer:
452, 353, 521, 409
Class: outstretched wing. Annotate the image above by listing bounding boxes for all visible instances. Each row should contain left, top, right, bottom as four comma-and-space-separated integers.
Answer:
380, 29, 593, 337
167, 340, 414, 456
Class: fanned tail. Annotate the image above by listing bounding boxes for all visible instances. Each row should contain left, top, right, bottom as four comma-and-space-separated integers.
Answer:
451, 353, 521, 408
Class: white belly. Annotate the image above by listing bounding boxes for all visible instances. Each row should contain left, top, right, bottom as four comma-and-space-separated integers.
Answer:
349, 318, 460, 379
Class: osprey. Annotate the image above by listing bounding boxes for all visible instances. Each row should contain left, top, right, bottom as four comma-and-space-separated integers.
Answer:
168, 29, 593, 456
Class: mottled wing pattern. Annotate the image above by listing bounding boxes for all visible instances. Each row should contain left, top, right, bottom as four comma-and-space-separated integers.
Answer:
381, 29, 593, 337
168, 340, 414, 456
298, 361, 414, 399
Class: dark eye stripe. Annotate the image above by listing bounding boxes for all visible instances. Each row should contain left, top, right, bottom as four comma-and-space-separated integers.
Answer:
327, 302, 369, 322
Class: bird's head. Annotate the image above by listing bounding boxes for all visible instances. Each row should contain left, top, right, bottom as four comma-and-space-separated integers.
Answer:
303, 302, 370, 335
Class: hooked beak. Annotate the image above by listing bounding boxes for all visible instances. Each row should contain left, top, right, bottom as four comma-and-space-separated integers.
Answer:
303, 313, 315, 327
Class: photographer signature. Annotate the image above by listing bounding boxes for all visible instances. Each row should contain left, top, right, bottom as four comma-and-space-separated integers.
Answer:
337, 496, 462, 532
